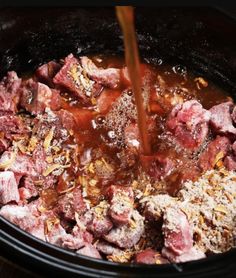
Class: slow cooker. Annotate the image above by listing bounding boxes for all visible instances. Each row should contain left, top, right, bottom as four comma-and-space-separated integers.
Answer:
0, 7, 235, 278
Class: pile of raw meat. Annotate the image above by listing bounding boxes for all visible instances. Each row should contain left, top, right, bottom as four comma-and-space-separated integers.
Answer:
0, 54, 235, 264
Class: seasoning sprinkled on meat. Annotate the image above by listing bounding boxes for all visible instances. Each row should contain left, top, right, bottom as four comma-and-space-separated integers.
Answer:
198, 136, 230, 172
20, 79, 61, 115
82, 201, 113, 237
53, 54, 103, 102
162, 246, 206, 263
0, 71, 21, 114
166, 100, 211, 149
103, 210, 145, 248
77, 244, 102, 259
162, 207, 193, 255
56, 187, 87, 221
0, 54, 235, 264
210, 102, 236, 136
141, 194, 176, 221
80, 56, 120, 89
0, 204, 45, 240
106, 185, 134, 226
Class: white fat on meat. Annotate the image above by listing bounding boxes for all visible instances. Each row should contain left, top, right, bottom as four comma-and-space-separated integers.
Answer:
0, 171, 19, 204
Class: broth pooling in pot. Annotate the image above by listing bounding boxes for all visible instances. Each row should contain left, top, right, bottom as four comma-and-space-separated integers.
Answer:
0, 7, 235, 264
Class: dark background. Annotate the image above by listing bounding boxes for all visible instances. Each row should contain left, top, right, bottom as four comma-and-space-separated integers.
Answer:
0, 0, 235, 6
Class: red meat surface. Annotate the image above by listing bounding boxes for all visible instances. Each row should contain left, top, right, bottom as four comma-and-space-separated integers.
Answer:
167, 100, 210, 149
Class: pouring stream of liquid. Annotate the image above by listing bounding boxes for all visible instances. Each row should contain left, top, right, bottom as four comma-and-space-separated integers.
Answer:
116, 6, 151, 155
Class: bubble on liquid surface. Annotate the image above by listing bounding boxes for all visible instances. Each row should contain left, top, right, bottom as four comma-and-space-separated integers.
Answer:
97, 90, 138, 147
172, 65, 187, 76
96, 115, 106, 125
107, 130, 116, 139
144, 57, 163, 66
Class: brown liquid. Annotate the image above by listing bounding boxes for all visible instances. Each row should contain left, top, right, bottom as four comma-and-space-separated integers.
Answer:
116, 6, 151, 155
39, 54, 229, 205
